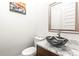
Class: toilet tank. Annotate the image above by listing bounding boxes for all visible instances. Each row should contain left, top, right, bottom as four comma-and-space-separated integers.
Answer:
34, 35, 45, 47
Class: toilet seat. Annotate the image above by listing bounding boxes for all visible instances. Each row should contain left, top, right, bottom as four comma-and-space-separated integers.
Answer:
22, 47, 36, 56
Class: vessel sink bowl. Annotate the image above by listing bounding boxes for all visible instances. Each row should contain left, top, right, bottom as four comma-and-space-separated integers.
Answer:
46, 36, 68, 48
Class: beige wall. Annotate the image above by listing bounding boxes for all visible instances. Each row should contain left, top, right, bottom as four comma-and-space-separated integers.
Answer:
0, 0, 47, 55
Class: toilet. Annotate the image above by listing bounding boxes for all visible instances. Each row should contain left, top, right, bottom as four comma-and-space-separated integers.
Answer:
21, 36, 44, 56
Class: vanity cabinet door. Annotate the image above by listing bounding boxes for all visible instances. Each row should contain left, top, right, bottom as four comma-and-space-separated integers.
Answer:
36, 45, 59, 56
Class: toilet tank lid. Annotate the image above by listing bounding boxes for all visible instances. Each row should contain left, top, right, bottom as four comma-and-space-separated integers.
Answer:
34, 36, 44, 40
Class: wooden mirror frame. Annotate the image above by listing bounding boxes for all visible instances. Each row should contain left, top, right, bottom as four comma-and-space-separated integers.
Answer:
48, 2, 79, 32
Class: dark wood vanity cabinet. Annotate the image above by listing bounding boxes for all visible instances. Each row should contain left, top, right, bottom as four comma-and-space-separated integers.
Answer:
36, 45, 59, 56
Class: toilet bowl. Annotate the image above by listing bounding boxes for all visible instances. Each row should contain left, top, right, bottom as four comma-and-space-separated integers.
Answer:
21, 36, 44, 56
22, 47, 36, 56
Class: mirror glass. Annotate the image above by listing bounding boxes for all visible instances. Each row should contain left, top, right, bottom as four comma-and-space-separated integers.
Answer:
49, 2, 78, 32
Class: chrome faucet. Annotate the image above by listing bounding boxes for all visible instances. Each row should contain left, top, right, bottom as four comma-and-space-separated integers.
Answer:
57, 31, 61, 38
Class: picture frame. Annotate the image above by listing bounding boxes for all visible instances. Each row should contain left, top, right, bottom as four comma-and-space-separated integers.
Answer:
9, 2, 26, 15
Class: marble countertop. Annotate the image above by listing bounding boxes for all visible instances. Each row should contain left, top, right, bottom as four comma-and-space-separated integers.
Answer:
36, 39, 79, 56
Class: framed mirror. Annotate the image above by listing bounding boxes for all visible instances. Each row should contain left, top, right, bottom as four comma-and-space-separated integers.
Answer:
49, 2, 79, 32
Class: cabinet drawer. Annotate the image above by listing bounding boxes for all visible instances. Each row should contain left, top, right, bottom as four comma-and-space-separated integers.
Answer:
37, 45, 58, 56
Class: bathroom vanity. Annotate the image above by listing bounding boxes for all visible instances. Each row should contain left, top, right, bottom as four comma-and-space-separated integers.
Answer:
36, 39, 79, 56
36, 45, 58, 56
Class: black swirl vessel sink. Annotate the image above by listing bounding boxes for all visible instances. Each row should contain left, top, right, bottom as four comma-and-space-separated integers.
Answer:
46, 36, 68, 48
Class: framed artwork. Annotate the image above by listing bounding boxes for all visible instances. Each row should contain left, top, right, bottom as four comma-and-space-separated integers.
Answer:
9, 2, 26, 15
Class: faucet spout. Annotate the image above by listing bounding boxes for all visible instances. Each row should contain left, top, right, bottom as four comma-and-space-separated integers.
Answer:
57, 31, 61, 38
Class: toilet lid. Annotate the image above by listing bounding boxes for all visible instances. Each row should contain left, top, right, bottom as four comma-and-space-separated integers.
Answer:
22, 47, 36, 55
